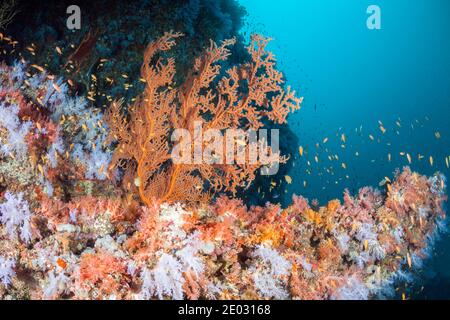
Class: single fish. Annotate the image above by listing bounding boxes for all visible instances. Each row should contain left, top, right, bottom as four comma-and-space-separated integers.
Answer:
284, 175, 292, 184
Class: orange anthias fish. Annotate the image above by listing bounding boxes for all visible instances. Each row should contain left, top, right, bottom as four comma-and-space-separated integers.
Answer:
298, 146, 303, 157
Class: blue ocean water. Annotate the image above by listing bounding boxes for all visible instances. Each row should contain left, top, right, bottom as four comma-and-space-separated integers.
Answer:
240, 0, 450, 298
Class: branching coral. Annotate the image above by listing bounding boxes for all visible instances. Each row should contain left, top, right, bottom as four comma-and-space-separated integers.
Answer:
106, 31, 302, 205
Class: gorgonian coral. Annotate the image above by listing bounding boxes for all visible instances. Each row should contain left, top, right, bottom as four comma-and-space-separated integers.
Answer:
106, 31, 302, 205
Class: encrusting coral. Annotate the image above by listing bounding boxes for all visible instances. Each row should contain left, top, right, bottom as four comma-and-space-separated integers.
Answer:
0, 32, 448, 300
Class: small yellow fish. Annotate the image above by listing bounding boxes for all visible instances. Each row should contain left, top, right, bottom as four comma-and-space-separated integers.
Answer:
430, 156, 434, 166
380, 126, 386, 134
284, 175, 292, 184
363, 239, 369, 251
341, 163, 346, 169
406, 252, 412, 268
55, 46, 62, 55
446, 156, 449, 168
37, 164, 44, 176
315, 155, 319, 163
298, 146, 303, 157
388, 153, 391, 162
435, 132, 441, 139
341, 133, 346, 143
31, 64, 44, 72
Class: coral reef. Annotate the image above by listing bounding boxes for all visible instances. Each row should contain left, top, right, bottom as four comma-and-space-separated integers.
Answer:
0, 164, 446, 299
0, 32, 448, 300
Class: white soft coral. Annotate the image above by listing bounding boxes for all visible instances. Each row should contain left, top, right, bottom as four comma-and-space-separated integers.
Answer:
331, 276, 369, 300
0, 256, 16, 286
0, 191, 33, 242
140, 253, 185, 300
0, 102, 32, 159
250, 245, 291, 299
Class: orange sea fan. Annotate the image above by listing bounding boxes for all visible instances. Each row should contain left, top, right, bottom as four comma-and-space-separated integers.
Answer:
106, 31, 302, 206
